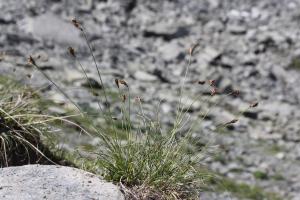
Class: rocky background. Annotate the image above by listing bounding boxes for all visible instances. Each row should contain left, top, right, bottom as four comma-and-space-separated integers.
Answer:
1, 0, 300, 199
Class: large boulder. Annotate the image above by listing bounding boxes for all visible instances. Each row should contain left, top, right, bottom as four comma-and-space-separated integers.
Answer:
0, 165, 124, 200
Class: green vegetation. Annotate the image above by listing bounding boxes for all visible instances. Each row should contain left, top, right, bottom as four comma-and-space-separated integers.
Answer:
208, 177, 282, 200
0, 76, 57, 166
267, 143, 284, 155
272, 173, 284, 181
0, 75, 84, 167
253, 171, 269, 180
0, 19, 283, 200
0, 75, 49, 166
289, 57, 300, 70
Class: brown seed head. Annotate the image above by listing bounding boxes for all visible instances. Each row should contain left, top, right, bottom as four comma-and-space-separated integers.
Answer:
68, 47, 76, 58
232, 90, 240, 97
28, 56, 36, 66
189, 43, 199, 56
71, 18, 83, 31
115, 79, 128, 88
135, 96, 142, 103
211, 87, 218, 96
115, 79, 120, 88
119, 80, 128, 87
209, 79, 216, 86
122, 94, 126, 102
225, 119, 239, 125
250, 101, 259, 108
198, 80, 206, 85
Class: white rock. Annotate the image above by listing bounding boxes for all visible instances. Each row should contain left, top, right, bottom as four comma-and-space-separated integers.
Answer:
18, 13, 84, 46
158, 41, 183, 61
0, 165, 124, 200
134, 71, 158, 82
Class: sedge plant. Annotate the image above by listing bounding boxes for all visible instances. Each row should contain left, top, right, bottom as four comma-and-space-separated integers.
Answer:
0, 76, 89, 167
27, 18, 259, 199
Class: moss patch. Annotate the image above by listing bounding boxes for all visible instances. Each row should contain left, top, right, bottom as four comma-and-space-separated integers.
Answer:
289, 57, 300, 70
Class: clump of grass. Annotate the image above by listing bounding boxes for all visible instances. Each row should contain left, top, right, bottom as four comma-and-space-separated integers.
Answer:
0, 76, 84, 167
26, 18, 261, 199
0, 76, 53, 167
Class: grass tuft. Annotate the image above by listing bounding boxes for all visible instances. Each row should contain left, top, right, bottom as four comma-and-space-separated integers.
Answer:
0, 76, 52, 167
0, 76, 82, 167
21, 17, 273, 199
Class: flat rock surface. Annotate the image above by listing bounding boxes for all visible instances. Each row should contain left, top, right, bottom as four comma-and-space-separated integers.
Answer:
0, 165, 124, 200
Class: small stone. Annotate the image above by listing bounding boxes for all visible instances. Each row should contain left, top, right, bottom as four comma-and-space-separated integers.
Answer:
65, 69, 85, 83
220, 56, 236, 69
196, 47, 221, 69
48, 92, 66, 104
134, 71, 158, 82
80, 78, 102, 89
243, 111, 259, 120
228, 24, 247, 35
161, 103, 172, 113
158, 41, 184, 61
143, 22, 189, 40
205, 20, 225, 32
251, 7, 261, 19
181, 96, 201, 111
48, 106, 66, 115
77, 0, 94, 12
228, 9, 242, 20
18, 12, 84, 46
276, 152, 285, 160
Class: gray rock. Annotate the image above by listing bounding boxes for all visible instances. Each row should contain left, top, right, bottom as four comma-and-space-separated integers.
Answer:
0, 165, 124, 200
200, 191, 238, 200
196, 47, 221, 69
227, 24, 247, 35
134, 71, 158, 82
18, 12, 84, 46
143, 22, 189, 40
205, 20, 225, 32
158, 41, 184, 61
76, 0, 94, 12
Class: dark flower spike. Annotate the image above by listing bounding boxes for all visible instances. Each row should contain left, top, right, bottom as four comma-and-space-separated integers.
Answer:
115, 79, 120, 88
198, 80, 206, 85
209, 79, 216, 86
189, 43, 200, 56
119, 80, 128, 87
68, 47, 76, 58
224, 119, 239, 126
71, 18, 83, 31
232, 90, 240, 97
250, 101, 259, 108
28, 56, 36, 66
122, 94, 127, 102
